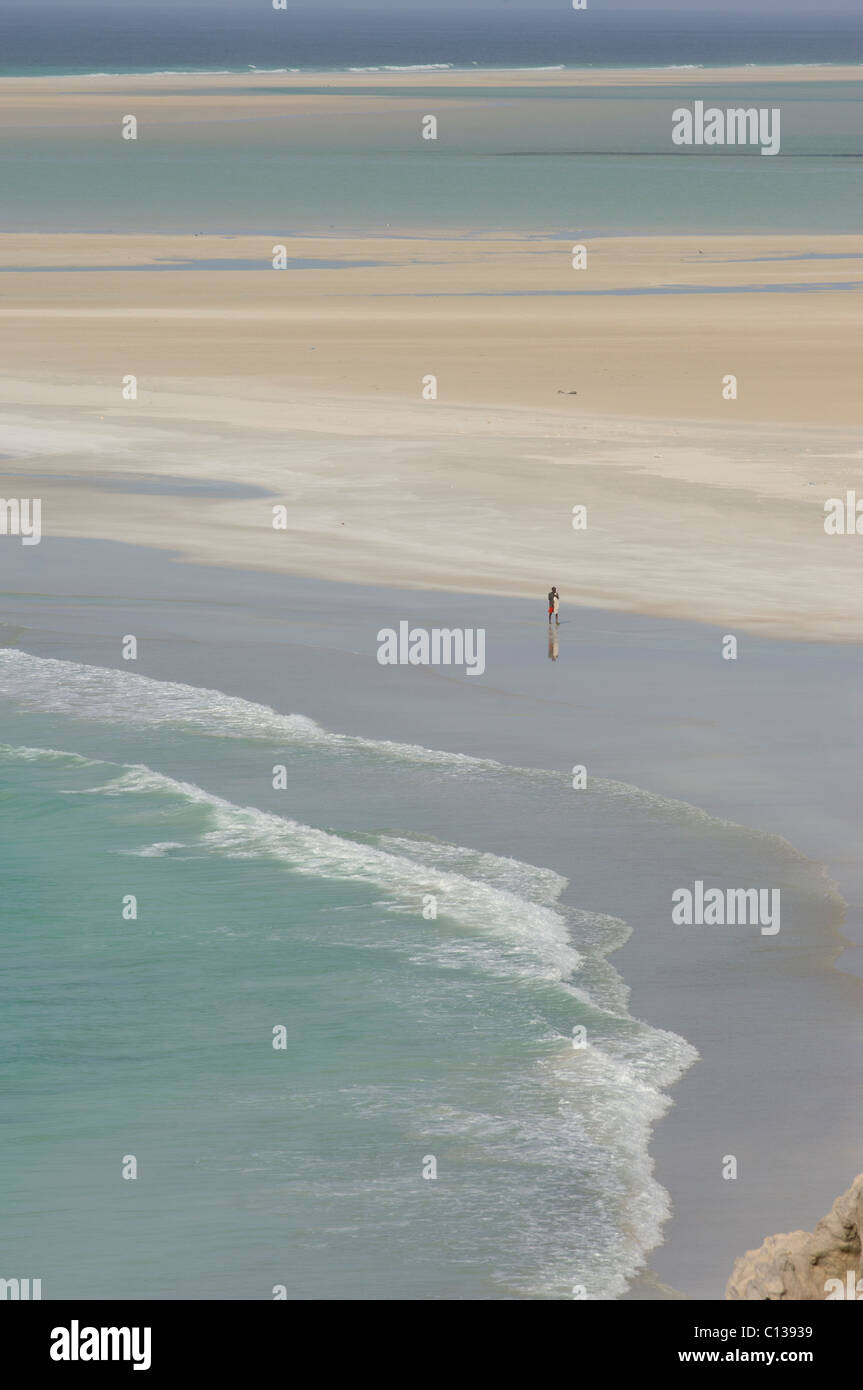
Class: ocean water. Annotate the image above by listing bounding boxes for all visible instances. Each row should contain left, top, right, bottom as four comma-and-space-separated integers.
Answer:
2, 9, 862, 233
0, 648, 837, 1300
2, 6, 862, 77
6, 85, 862, 235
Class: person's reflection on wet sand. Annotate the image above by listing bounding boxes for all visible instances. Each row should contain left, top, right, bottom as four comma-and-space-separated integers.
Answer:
547, 627, 559, 662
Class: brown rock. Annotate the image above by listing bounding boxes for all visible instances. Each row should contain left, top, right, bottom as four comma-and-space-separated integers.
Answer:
726, 1173, 863, 1300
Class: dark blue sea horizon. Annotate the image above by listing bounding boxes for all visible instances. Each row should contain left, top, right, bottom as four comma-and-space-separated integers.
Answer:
1, 5, 861, 77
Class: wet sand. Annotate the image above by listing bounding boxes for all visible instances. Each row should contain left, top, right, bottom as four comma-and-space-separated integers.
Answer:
2, 537, 862, 1298
1, 229, 863, 642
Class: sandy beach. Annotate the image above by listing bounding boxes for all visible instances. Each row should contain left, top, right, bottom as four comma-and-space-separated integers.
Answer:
2, 539, 863, 1300
3, 41, 863, 1307
1, 229, 862, 640
3, 64, 862, 103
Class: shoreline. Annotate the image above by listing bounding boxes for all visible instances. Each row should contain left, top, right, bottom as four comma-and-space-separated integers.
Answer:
3, 64, 862, 86
3, 27, 862, 1305
3, 51, 862, 1297
1, 227, 861, 645
2, 538, 863, 1297
3, 391, 863, 644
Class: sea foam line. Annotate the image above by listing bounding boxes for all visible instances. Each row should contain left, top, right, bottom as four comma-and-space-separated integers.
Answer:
79, 757, 585, 983
0, 650, 813, 853
2, 734, 698, 1295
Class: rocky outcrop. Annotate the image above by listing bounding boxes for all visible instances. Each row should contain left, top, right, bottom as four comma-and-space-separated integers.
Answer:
726, 1173, 863, 1300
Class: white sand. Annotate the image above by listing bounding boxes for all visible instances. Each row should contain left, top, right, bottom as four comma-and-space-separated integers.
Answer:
1, 231, 861, 640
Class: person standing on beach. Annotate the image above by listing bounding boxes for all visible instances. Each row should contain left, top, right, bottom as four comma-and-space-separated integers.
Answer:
548, 586, 560, 625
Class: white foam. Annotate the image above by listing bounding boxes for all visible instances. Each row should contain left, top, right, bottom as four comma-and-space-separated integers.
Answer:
3, 729, 700, 1295
346, 64, 455, 73
0, 742, 100, 767
0, 651, 496, 766
371, 832, 568, 907
98, 761, 583, 983
0, 652, 813, 864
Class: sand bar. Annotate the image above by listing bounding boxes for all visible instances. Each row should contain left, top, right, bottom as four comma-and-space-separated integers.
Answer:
1, 231, 862, 641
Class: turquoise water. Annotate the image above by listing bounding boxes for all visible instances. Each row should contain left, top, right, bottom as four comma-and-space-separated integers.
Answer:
0, 650, 836, 1299
4, 82, 861, 234
3, 10, 860, 232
